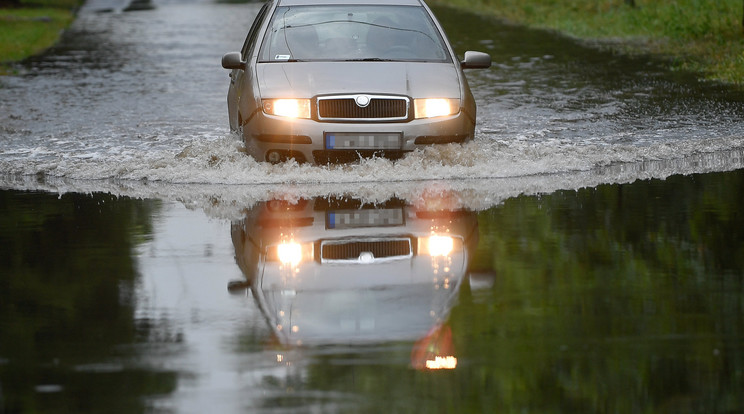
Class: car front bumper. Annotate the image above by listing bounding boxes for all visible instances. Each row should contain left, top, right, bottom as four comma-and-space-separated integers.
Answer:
241, 110, 475, 163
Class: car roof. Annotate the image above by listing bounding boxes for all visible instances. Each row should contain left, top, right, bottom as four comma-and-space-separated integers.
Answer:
276, 0, 424, 7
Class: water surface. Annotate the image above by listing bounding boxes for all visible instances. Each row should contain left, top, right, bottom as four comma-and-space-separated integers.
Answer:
1, 0, 743, 412
0, 0, 742, 188
2, 170, 744, 412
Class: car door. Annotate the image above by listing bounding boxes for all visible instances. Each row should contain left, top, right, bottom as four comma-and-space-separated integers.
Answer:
228, 1, 271, 131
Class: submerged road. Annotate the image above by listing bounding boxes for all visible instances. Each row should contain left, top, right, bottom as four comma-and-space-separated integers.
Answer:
0, 0, 742, 201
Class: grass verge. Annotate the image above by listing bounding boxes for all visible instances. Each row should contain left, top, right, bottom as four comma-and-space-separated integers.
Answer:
0, 0, 79, 74
432, 0, 744, 85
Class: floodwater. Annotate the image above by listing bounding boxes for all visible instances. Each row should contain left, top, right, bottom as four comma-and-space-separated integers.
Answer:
1, 0, 743, 412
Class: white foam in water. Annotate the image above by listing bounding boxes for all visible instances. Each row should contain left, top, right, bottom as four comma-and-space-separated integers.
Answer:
1, 133, 742, 218
1, 132, 742, 184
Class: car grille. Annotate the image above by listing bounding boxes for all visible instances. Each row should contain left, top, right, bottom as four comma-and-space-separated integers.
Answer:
317, 95, 409, 121
320, 238, 413, 262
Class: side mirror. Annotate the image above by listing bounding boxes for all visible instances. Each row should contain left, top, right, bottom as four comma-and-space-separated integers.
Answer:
222, 52, 245, 70
461, 51, 491, 69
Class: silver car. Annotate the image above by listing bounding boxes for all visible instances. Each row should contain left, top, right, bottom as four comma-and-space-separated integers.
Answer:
221, 0, 491, 164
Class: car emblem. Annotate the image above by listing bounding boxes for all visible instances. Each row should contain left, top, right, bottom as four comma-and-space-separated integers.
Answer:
359, 251, 374, 263
355, 95, 370, 108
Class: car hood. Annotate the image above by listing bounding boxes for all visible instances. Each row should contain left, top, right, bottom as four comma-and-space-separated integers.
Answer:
256, 62, 462, 99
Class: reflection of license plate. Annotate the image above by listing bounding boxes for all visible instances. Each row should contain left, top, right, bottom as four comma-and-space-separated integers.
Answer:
325, 133, 402, 150
327, 208, 405, 229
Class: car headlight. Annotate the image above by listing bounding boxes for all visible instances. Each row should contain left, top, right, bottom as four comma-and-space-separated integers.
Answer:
262, 99, 311, 119
414, 98, 459, 119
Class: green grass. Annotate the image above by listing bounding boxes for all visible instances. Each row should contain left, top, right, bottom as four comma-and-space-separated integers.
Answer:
432, 0, 744, 84
3, 0, 743, 83
0, 9, 73, 60
0, 0, 79, 73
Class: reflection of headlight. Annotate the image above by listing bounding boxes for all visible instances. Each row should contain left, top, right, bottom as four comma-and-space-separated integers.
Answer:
419, 235, 458, 257
426, 355, 457, 369
414, 98, 459, 119
425, 356, 457, 370
268, 242, 314, 265
277, 242, 302, 266
262, 99, 311, 119
428, 235, 454, 256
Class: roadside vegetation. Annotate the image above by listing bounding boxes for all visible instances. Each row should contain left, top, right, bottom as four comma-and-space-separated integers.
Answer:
434, 0, 744, 85
2, 0, 743, 84
0, 0, 80, 74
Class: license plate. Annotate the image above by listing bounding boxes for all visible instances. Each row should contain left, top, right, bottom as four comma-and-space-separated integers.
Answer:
325, 133, 402, 150
326, 208, 405, 229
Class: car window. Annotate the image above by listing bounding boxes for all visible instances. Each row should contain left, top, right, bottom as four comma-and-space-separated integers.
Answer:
241, 1, 272, 59
257, 5, 450, 63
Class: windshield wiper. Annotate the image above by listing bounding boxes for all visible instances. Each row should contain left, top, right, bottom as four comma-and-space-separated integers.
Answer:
343, 58, 396, 62
263, 59, 306, 63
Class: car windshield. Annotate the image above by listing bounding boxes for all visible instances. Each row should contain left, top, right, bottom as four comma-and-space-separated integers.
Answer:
258, 5, 450, 63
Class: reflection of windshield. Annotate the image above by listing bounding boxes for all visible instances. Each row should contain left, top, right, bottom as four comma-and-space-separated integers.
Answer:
258, 5, 450, 63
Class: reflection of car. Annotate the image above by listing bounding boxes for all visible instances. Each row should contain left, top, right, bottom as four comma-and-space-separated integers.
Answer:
230, 195, 478, 347
221, 0, 491, 164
